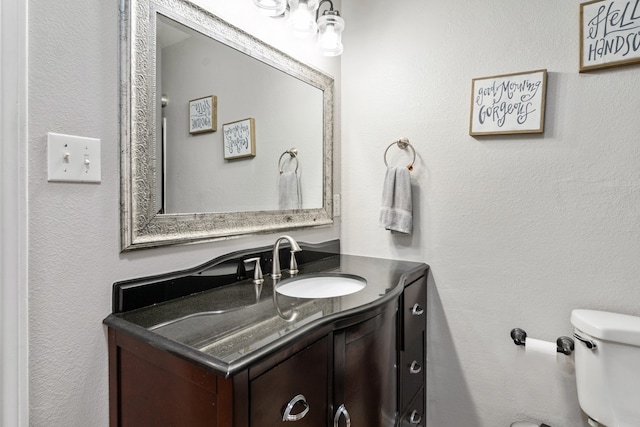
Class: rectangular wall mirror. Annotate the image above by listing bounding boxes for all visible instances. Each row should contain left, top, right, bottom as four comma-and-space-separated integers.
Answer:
120, 0, 334, 250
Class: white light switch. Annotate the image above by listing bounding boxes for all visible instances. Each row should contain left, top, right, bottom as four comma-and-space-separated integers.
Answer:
333, 193, 341, 217
47, 132, 101, 183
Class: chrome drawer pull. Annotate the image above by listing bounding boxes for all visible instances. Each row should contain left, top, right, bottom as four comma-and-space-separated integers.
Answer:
409, 360, 422, 374
411, 303, 424, 316
282, 394, 309, 422
333, 403, 351, 427
409, 410, 422, 424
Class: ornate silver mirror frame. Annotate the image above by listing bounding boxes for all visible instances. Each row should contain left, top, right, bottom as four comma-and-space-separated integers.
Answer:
120, 0, 334, 250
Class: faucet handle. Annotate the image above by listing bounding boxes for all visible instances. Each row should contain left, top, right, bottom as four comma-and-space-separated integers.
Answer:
289, 252, 299, 276
244, 257, 264, 284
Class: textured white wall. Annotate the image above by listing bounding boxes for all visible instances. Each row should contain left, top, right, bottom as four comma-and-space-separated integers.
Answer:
29, 0, 640, 425
341, 1, 640, 426
161, 35, 324, 213
27, 0, 339, 425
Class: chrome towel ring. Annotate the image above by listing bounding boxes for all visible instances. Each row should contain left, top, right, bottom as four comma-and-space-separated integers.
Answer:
279, 148, 299, 174
383, 137, 415, 171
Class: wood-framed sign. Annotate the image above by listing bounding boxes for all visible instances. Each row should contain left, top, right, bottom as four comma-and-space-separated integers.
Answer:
580, 0, 640, 72
469, 69, 547, 136
189, 95, 217, 134
223, 118, 256, 160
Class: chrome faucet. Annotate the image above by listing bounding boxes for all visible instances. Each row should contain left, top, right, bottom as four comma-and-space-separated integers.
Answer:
271, 235, 301, 279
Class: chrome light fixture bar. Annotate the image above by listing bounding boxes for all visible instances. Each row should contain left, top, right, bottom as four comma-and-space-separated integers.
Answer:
252, 0, 345, 56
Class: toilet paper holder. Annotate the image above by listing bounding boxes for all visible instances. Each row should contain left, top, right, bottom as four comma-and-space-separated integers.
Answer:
510, 328, 575, 355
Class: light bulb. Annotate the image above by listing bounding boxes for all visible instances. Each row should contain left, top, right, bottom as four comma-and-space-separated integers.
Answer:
252, 0, 287, 17
287, 0, 319, 38
317, 11, 344, 56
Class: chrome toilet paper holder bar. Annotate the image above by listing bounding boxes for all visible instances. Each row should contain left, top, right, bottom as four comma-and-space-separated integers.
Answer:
510, 328, 575, 356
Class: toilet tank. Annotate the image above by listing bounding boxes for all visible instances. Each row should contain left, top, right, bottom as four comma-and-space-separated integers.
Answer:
571, 309, 640, 427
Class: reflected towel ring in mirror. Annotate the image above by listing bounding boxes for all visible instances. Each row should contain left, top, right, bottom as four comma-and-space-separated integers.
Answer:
279, 148, 299, 174
383, 137, 416, 171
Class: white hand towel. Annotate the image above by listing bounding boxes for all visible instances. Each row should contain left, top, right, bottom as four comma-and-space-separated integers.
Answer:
379, 166, 413, 234
279, 171, 301, 210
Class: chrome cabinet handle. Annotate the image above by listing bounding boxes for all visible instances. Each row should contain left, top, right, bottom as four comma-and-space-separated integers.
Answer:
411, 303, 424, 316
409, 360, 422, 374
333, 403, 351, 427
409, 410, 422, 424
573, 333, 597, 350
282, 394, 309, 422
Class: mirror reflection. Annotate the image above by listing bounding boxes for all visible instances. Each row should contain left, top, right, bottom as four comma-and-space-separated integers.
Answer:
121, 0, 334, 250
157, 14, 325, 214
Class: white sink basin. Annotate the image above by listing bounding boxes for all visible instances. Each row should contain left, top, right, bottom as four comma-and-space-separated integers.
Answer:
275, 274, 366, 299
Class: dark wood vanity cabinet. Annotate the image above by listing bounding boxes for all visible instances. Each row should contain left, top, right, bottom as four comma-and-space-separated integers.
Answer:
247, 301, 398, 427
107, 269, 427, 427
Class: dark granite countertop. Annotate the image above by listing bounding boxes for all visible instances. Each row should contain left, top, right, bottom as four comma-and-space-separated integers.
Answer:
104, 240, 428, 377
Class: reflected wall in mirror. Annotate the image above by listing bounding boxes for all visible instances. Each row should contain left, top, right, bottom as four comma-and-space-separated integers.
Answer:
121, 0, 334, 250
157, 14, 324, 214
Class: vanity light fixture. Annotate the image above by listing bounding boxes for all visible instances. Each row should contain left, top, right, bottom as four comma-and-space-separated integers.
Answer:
287, 0, 320, 38
251, 0, 345, 56
252, 0, 288, 17
316, 0, 344, 56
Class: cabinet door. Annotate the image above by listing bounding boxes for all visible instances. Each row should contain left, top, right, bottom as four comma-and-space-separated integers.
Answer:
333, 301, 397, 427
108, 329, 232, 427
250, 337, 329, 427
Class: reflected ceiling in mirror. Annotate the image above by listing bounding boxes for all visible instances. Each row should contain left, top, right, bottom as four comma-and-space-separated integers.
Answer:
121, 0, 334, 250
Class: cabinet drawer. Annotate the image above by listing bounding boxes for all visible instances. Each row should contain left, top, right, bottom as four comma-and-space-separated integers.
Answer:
398, 387, 425, 427
250, 337, 328, 427
401, 278, 426, 349
399, 331, 424, 409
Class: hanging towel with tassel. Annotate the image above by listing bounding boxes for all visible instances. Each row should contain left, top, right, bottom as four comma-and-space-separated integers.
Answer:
279, 171, 301, 210
379, 166, 413, 234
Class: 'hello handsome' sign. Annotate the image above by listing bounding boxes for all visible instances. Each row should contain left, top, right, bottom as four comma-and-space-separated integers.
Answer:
580, 0, 640, 71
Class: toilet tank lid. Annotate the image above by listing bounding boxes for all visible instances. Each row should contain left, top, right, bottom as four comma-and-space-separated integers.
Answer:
571, 309, 640, 347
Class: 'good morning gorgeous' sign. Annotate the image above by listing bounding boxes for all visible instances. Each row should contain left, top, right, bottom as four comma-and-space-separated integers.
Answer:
222, 118, 256, 160
469, 69, 547, 136
580, 0, 640, 71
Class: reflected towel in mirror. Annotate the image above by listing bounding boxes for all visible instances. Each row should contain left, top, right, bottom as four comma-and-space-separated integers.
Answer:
279, 171, 301, 210
379, 166, 412, 234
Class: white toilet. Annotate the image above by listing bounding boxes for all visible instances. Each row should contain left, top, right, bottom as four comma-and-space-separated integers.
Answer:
571, 309, 640, 427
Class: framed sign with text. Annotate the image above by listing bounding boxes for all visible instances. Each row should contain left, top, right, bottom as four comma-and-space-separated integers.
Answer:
580, 0, 640, 72
223, 118, 256, 160
469, 69, 547, 136
189, 95, 217, 134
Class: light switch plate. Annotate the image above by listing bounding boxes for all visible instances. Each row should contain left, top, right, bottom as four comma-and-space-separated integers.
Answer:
47, 132, 101, 183
333, 193, 341, 217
